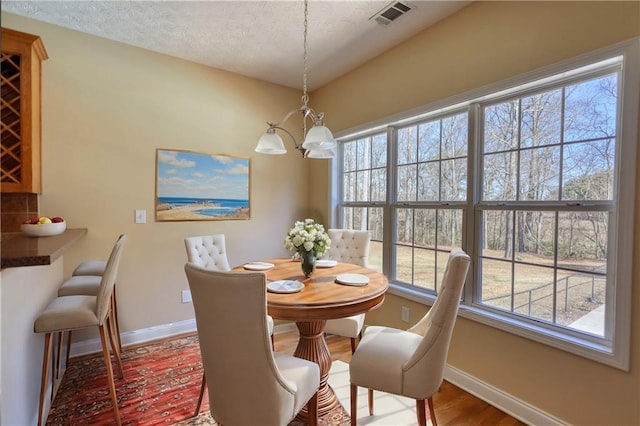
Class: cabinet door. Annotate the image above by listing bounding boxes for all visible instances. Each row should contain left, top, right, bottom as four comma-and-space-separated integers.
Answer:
1, 28, 48, 193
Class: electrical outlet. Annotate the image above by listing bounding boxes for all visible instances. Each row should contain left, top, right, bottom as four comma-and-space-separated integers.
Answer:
401, 306, 410, 323
181, 290, 192, 303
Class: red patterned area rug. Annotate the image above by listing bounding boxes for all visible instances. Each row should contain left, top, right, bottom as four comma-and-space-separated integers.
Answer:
47, 334, 349, 425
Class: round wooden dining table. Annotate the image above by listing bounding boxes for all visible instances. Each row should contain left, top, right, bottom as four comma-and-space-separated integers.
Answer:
234, 258, 388, 420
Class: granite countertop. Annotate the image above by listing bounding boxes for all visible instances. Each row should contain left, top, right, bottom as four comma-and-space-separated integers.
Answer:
1, 228, 88, 269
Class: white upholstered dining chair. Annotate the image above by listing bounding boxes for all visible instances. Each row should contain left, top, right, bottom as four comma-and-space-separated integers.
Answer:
184, 234, 275, 415
184, 264, 320, 425
348, 247, 471, 426
323, 229, 371, 353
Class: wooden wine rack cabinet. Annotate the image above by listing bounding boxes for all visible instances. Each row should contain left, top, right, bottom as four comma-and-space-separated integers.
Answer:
1, 28, 48, 193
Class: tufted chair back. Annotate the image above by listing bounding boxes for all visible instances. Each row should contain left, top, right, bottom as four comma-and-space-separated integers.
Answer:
326, 229, 371, 267
184, 235, 231, 271
348, 248, 470, 426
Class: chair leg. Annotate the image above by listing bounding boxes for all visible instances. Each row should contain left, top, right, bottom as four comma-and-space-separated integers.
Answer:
427, 396, 437, 426
37, 333, 53, 426
307, 391, 318, 426
194, 373, 207, 416
350, 384, 358, 426
350, 337, 357, 354
99, 324, 122, 426
417, 399, 427, 426
368, 388, 374, 415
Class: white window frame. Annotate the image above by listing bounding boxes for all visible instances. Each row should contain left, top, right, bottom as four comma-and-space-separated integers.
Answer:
331, 38, 638, 370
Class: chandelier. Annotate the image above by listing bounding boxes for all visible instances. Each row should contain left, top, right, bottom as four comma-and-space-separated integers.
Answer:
254, 0, 336, 159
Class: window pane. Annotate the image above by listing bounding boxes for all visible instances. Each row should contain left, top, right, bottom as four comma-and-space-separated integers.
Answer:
484, 100, 519, 153
344, 141, 357, 172
479, 258, 513, 311
414, 209, 436, 247
397, 164, 416, 201
441, 113, 468, 159
557, 211, 608, 274
417, 162, 439, 201
515, 211, 556, 265
356, 170, 370, 202
395, 244, 413, 283
557, 270, 605, 337
482, 210, 514, 259
371, 168, 386, 202
343, 172, 355, 202
562, 139, 615, 201
437, 209, 463, 249
398, 126, 417, 165
371, 134, 387, 168
357, 138, 371, 170
564, 74, 618, 142
418, 121, 440, 162
396, 208, 413, 245
513, 264, 555, 321
520, 89, 562, 148
482, 151, 518, 201
519, 146, 560, 201
414, 247, 436, 291
441, 158, 467, 201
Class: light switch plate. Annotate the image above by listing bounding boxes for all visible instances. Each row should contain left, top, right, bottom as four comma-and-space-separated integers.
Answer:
135, 209, 146, 224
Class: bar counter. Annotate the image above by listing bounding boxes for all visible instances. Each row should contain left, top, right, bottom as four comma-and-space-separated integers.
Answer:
1, 228, 87, 269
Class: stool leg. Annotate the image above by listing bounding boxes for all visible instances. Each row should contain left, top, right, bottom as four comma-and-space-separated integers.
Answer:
65, 330, 72, 371
112, 286, 123, 352
55, 332, 63, 380
106, 312, 125, 379
194, 372, 207, 416
99, 324, 121, 426
38, 333, 53, 426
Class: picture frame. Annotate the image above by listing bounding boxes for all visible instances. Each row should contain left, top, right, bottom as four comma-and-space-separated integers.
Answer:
155, 148, 250, 221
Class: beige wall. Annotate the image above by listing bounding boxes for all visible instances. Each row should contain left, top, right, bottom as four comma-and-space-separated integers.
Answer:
1, 12, 316, 337
314, 2, 640, 425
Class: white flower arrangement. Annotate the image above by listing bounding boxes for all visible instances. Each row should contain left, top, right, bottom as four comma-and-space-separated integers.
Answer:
284, 218, 331, 257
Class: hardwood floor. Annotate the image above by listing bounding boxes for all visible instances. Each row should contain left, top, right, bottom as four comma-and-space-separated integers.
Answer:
274, 330, 526, 426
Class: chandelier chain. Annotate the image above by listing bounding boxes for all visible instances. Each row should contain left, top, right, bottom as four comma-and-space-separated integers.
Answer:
302, 0, 309, 108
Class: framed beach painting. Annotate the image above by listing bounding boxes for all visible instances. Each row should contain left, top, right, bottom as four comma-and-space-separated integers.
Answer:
155, 149, 250, 221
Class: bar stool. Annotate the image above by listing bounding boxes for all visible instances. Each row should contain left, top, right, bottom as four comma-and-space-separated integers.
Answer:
34, 234, 127, 426
59, 244, 122, 352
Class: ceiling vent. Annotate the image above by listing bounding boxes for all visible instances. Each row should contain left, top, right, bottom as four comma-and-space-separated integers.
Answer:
370, 1, 413, 26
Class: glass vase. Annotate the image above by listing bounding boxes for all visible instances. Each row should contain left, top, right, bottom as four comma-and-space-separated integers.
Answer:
300, 251, 316, 277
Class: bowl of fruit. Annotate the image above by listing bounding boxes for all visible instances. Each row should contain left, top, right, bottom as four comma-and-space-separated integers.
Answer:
21, 216, 66, 237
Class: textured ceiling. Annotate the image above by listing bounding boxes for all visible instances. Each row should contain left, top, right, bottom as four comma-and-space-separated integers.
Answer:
1, 1, 471, 90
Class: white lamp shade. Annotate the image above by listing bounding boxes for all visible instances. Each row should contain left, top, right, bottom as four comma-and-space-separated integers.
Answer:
255, 131, 287, 154
306, 148, 335, 159
302, 124, 336, 150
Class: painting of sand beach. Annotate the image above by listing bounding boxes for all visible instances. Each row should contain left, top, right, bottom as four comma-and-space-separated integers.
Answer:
155, 149, 250, 221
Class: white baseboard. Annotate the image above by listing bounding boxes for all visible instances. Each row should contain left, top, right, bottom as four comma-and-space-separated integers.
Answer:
444, 364, 566, 425
70, 319, 298, 357
70, 321, 561, 425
